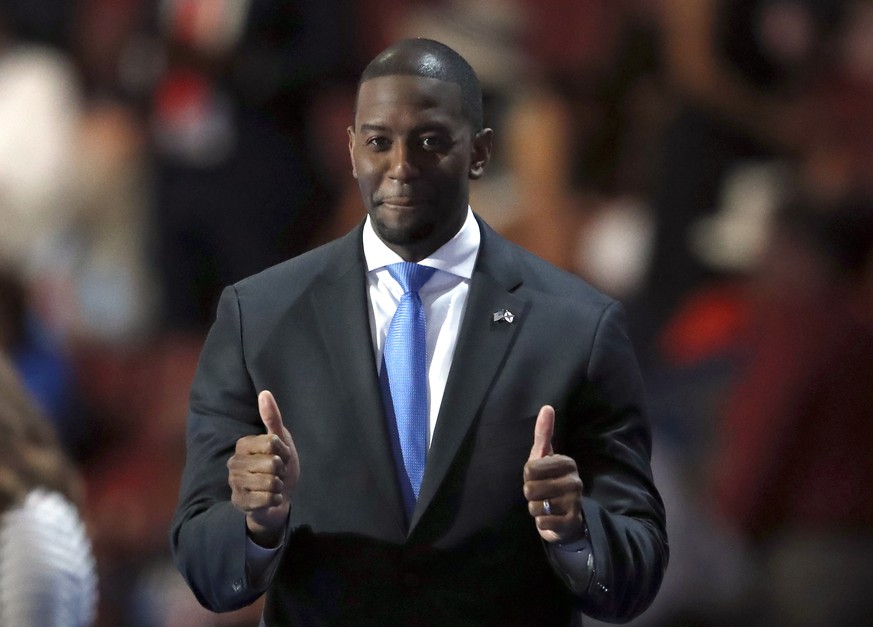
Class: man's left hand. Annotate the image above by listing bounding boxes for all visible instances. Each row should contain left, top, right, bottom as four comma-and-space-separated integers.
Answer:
523, 405, 586, 544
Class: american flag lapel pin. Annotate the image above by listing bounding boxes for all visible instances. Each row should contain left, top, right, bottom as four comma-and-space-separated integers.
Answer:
492, 309, 515, 324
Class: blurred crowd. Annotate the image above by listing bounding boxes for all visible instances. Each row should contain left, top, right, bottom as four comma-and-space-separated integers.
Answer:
1, 0, 872, 625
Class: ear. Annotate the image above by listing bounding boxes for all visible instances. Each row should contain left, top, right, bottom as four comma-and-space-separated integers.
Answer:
347, 126, 358, 179
469, 128, 493, 180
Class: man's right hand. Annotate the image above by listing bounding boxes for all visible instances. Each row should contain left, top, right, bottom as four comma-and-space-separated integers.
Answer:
228, 390, 299, 547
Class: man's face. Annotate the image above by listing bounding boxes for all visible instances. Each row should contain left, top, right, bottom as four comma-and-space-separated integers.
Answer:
348, 74, 491, 261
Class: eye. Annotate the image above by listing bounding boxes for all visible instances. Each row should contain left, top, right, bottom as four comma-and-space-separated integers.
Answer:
366, 136, 390, 151
420, 135, 450, 151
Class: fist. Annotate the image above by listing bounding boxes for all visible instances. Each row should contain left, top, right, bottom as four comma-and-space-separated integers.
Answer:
227, 390, 299, 547
523, 405, 586, 544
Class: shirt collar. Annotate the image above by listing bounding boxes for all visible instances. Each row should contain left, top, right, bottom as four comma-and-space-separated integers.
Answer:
363, 207, 480, 280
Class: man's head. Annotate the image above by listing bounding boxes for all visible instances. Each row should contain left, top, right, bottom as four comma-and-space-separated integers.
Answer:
358, 38, 485, 132
348, 39, 492, 262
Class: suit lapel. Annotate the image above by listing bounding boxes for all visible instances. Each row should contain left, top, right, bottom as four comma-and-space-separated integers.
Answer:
309, 226, 407, 534
410, 220, 528, 531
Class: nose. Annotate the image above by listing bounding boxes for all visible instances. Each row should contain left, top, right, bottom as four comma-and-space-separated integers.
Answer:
388, 142, 419, 180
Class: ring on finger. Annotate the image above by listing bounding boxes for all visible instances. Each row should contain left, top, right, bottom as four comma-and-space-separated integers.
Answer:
543, 498, 552, 516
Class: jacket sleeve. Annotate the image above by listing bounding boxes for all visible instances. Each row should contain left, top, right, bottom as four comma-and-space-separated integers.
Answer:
169, 286, 283, 612
552, 300, 669, 621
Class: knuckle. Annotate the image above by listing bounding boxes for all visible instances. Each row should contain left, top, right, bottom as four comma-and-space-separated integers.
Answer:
273, 456, 285, 474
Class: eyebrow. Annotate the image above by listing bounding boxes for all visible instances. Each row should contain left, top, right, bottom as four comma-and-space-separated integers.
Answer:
359, 123, 389, 134
357, 122, 452, 135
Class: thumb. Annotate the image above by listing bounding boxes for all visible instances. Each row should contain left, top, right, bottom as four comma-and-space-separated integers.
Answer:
259, 390, 289, 444
528, 405, 555, 460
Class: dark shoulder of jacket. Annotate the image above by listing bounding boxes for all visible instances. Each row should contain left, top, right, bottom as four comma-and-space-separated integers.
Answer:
230, 225, 363, 315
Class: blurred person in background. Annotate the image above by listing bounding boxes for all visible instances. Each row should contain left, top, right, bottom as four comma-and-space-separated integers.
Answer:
0, 353, 97, 626
145, 0, 358, 333
0, 0, 95, 456
0, 266, 92, 459
793, 0, 873, 200
701, 14, 873, 617
0, 2, 81, 275
633, 4, 873, 620
632, 0, 845, 355
498, 0, 668, 296
708, 191, 873, 626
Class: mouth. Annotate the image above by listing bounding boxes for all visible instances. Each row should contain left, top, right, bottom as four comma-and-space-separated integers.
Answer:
378, 196, 427, 209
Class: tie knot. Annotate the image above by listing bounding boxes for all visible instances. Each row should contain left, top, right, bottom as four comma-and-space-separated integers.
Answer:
387, 262, 436, 294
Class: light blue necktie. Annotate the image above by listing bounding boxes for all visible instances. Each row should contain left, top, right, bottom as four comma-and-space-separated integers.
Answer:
381, 262, 436, 516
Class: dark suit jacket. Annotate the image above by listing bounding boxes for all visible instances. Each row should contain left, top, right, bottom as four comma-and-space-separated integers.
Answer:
170, 217, 667, 626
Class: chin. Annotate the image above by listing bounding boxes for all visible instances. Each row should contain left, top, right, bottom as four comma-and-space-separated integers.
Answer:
374, 220, 434, 248
371, 208, 434, 245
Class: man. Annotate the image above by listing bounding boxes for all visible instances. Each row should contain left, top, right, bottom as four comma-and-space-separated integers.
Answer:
171, 38, 667, 626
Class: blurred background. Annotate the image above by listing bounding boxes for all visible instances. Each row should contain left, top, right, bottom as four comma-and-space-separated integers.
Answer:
2, 0, 872, 625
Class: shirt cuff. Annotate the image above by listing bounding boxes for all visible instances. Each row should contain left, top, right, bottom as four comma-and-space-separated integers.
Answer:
547, 540, 595, 594
245, 536, 283, 587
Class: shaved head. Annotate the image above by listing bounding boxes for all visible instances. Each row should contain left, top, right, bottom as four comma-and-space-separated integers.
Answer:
358, 38, 484, 131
